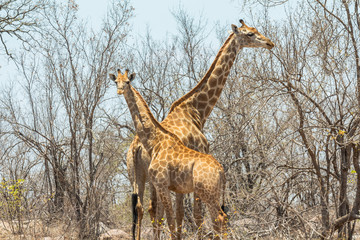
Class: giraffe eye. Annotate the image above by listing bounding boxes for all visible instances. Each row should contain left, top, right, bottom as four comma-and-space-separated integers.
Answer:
247, 32, 255, 37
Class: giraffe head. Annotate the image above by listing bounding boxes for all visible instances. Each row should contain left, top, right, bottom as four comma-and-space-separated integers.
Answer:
109, 69, 136, 95
231, 19, 274, 49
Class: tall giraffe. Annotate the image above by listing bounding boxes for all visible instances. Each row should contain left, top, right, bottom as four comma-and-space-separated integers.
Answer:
127, 20, 275, 239
110, 69, 228, 240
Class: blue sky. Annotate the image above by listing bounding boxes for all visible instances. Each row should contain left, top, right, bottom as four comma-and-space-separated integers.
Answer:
0, 0, 287, 85
75, 0, 288, 41
77, 0, 244, 38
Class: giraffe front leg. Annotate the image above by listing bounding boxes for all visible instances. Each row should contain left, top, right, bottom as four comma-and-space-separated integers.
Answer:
148, 183, 157, 228
152, 189, 164, 240
157, 189, 176, 239
148, 184, 155, 222
175, 193, 184, 240
193, 193, 204, 240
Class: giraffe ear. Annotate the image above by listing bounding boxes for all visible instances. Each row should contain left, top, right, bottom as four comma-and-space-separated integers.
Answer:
129, 73, 136, 82
109, 74, 116, 82
231, 24, 239, 34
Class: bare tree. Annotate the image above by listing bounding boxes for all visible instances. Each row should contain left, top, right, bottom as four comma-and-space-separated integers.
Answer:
2, 1, 360, 239
1, 0, 133, 238
236, 1, 360, 238
0, 0, 40, 56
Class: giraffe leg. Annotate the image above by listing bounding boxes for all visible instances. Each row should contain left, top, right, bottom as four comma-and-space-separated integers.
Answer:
207, 202, 228, 240
135, 179, 145, 240
194, 174, 227, 239
149, 184, 164, 240
157, 189, 176, 240
127, 142, 148, 240
175, 193, 184, 240
193, 193, 204, 240
156, 202, 164, 239
148, 183, 156, 227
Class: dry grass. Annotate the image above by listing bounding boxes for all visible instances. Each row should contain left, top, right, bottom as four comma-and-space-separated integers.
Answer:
0, 219, 79, 240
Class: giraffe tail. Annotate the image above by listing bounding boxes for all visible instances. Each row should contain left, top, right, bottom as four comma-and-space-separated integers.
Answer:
131, 193, 138, 240
130, 143, 142, 240
220, 171, 229, 216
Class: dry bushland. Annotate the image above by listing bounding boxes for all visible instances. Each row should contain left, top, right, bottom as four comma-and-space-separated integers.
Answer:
1, 0, 360, 239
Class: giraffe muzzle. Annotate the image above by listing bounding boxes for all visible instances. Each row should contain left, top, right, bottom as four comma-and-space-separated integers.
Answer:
266, 42, 275, 49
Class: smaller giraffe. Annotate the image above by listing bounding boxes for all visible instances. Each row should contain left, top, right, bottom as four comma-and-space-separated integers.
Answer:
110, 69, 228, 240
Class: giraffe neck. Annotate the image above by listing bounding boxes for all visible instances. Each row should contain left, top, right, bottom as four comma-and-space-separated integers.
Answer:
195, 35, 241, 124
169, 33, 241, 127
123, 85, 168, 155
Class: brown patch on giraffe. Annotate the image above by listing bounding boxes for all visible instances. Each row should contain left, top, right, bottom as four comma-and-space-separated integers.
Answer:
209, 77, 218, 88
198, 93, 208, 102
209, 97, 218, 106
180, 129, 189, 135
204, 106, 211, 117
215, 88, 223, 96
213, 67, 222, 76
231, 45, 237, 53
161, 142, 168, 148
208, 89, 215, 98
197, 102, 207, 111
159, 159, 167, 167
201, 84, 209, 93
180, 172, 186, 181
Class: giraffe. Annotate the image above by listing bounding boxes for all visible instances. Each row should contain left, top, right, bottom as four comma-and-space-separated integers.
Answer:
127, 19, 275, 239
110, 69, 228, 240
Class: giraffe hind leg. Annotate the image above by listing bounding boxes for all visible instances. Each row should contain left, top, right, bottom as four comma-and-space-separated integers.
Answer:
148, 183, 157, 223
193, 193, 204, 240
132, 170, 146, 240
135, 194, 144, 240
207, 202, 228, 239
175, 193, 185, 240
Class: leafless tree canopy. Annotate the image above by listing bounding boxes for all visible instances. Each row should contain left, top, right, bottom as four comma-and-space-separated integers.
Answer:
0, 0, 40, 56
1, 0, 360, 239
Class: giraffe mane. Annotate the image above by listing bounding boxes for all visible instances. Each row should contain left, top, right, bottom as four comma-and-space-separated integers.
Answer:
168, 32, 235, 113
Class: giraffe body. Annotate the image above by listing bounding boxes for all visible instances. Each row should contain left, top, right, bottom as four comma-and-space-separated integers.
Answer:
149, 139, 223, 197
126, 20, 275, 239
110, 70, 227, 239
148, 138, 227, 238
